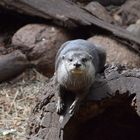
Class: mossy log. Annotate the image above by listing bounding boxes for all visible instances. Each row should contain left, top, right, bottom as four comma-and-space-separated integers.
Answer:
27, 65, 140, 140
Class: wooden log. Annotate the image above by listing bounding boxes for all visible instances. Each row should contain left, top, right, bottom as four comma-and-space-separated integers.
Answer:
0, 0, 140, 53
0, 50, 29, 82
27, 66, 140, 140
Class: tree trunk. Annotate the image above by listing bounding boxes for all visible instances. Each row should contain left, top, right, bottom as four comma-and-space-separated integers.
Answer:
27, 65, 140, 140
0, 0, 140, 53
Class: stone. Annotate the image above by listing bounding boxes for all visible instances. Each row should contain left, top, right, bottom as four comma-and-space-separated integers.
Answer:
12, 24, 71, 77
88, 36, 140, 68
0, 50, 29, 82
127, 19, 140, 38
12, 24, 47, 48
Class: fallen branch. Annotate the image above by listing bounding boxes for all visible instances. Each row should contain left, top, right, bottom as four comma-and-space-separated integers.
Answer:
0, 0, 140, 53
27, 65, 140, 140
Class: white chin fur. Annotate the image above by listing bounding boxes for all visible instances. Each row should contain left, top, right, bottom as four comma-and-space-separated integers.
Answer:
57, 61, 96, 90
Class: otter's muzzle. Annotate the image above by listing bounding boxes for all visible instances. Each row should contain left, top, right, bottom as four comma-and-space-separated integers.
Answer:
74, 63, 81, 68
71, 62, 84, 74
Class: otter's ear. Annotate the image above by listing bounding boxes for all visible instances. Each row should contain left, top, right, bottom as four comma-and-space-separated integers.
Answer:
62, 55, 65, 60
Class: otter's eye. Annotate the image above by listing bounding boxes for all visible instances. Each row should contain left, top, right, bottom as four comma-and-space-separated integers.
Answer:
89, 55, 93, 60
62, 55, 65, 59
68, 58, 73, 62
81, 58, 87, 62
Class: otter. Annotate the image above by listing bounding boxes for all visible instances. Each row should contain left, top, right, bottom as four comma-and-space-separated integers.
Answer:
55, 39, 106, 115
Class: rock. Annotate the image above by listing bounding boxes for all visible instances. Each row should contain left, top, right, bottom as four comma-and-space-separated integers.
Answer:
127, 19, 140, 38
12, 24, 72, 77
85, 2, 114, 23
117, 0, 140, 26
0, 50, 29, 82
88, 36, 140, 68
12, 24, 47, 48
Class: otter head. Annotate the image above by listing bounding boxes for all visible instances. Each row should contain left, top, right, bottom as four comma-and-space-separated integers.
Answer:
62, 51, 94, 75
56, 51, 96, 90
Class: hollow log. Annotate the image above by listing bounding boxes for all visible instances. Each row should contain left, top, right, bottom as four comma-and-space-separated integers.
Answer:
0, 50, 29, 82
27, 65, 140, 140
0, 0, 140, 53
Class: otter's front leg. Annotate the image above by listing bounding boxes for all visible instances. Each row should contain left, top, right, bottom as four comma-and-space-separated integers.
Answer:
56, 85, 65, 115
69, 90, 88, 115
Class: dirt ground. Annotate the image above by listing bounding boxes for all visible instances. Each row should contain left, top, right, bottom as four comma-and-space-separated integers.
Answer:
0, 69, 48, 140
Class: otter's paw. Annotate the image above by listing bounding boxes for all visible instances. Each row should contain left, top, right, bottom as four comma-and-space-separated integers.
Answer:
56, 100, 65, 115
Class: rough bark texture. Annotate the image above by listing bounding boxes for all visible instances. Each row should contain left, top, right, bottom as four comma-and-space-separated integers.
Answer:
85, 2, 114, 23
94, 0, 126, 6
0, 0, 140, 53
27, 65, 140, 140
0, 50, 29, 82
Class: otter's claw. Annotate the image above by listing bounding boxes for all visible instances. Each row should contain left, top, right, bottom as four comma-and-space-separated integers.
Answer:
56, 100, 64, 114
69, 101, 77, 114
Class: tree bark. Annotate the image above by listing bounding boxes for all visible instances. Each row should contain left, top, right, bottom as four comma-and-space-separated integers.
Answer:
0, 0, 140, 53
27, 65, 140, 140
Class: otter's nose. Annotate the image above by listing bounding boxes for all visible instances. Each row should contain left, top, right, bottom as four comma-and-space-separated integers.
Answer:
74, 63, 81, 68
